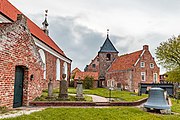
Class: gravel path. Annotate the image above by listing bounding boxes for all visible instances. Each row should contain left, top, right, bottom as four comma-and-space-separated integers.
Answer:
69, 94, 108, 102
87, 95, 108, 102
0, 107, 45, 119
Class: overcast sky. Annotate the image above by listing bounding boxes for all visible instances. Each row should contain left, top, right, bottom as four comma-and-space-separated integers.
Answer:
9, 0, 180, 74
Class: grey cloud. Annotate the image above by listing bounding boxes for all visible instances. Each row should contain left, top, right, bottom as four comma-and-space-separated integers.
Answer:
29, 14, 168, 73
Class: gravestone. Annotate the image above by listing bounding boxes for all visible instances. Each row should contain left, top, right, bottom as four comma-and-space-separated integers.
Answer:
76, 81, 84, 100
59, 74, 68, 99
48, 78, 53, 98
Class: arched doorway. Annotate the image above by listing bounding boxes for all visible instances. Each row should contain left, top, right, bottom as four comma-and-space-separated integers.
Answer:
13, 66, 24, 108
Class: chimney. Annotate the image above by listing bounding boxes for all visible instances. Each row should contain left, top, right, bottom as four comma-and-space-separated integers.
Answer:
143, 45, 149, 50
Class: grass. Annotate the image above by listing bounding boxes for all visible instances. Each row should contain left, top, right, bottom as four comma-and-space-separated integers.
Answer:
68, 87, 147, 101
171, 98, 180, 113
34, 90, 92, 102
3, 107, 180, 120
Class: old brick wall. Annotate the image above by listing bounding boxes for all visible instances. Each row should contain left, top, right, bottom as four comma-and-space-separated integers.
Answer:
99, 52, 118, 79
0, 15, 44, 107
106, 46, 159, 91
86, 56, 99, 72
36, 48, 71, 88
0, 15, 72, 108
106, 70, 131, 90
132, 49, 160, 90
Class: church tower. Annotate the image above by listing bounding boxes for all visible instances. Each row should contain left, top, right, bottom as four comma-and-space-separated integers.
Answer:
98, 29, 119, 85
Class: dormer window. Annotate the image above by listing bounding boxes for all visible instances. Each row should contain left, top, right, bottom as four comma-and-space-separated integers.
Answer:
150, 63, 154, 68
140, 62, 145, 68
106, 54, 111, 61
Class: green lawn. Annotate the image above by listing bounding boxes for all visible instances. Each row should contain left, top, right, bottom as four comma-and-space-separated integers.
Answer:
68, 87, 147, 101
3, 107, 180, 120
35, 91, 92, 102
171, 98, 180, 113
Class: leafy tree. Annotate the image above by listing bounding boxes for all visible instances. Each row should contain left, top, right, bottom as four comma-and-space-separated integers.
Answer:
83, 76, 94, 89
155, 35, 180, 81
166, 68, 180, 82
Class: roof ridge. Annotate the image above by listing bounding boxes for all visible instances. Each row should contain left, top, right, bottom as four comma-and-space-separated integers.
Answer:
0, 0, 67, 57
118, 50, 143, 57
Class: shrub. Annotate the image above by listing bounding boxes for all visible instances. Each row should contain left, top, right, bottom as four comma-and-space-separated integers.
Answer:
83, 76, 94, 89
69, 79, 74, 87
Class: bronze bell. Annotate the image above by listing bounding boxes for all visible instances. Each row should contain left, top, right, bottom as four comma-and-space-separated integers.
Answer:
144, 88, 171, 111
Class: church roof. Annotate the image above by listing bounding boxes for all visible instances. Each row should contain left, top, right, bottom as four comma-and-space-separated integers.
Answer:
108, 50, 143, 72
74, 72, 99, 80
72, 67, 81, 74
0, 0, 69, 59
99, 35, 118, 53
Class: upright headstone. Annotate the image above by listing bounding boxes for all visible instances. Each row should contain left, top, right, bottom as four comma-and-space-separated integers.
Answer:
48, 78, 53, 98
59, 74, 68, 99
76, 80, 84, 100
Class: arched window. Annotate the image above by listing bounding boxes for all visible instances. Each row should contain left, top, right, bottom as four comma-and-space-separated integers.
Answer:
106, 54, 111, 61
38, 49, 46, 79
63, 62, 68, 80
56, 59, 60, 80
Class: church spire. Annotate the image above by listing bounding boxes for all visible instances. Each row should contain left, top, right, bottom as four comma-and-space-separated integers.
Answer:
98, 29, 119, 53
42, 10, 49, 35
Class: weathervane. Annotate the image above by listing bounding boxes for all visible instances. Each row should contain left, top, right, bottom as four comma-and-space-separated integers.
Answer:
107, 29, 109, 37
45, 10, 48, 17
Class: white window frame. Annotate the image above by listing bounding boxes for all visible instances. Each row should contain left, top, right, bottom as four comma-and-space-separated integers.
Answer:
38, 49, 46, 80
56, 59, 60, 80
150, 63, 154, 68
140, 62, 145, 68
153, 73, 158, 83
141, 72, 146, 81
111, 80, 115, 87
63, 62, 68, 80
107, 80, 110, 87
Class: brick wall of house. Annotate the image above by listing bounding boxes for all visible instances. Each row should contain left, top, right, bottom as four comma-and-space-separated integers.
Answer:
99, 52, 118, 79
132, 49, 160, 90
0, 15, 44, 107
85, 56, 99, 72
106, 70, 131, 90
0, 15, 71, 108
106, 46, 159, 91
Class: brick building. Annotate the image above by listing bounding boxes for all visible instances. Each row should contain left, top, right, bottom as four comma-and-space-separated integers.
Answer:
85, 31, 160, 91
74, 72, 99, 88
0, 0, 71, 108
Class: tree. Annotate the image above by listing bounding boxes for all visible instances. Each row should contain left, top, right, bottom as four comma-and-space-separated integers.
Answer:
155, 35, 180, 81
83, 76, 94, 89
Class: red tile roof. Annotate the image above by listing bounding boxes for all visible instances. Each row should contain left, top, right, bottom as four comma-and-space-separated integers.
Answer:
72, 67, 81, 74
0, 0, 65, 56
74, 72, 99, 80
108, 50, 143, 72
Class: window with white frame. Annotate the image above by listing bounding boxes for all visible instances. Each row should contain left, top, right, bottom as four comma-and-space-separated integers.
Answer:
111, 80, 115, 87
56, 59, 60, 80
153, 73, 158, 83
150, 63, 154, 68
63, 62, 68, 80
107, 80, 110, 87
140, 62, 145, 68
38, 49, 46, 80
141, 72, 146, 81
